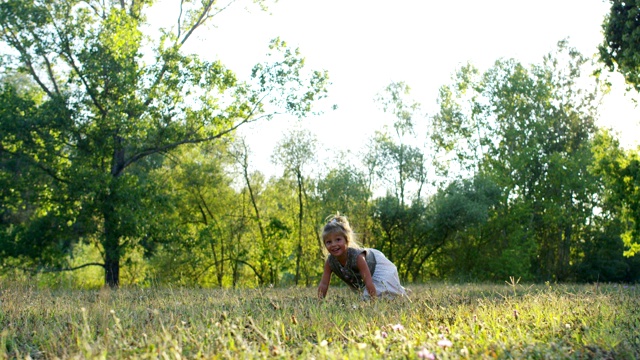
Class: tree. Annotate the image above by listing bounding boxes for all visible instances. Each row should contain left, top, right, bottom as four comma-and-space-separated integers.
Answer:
600, 0, 640, 91
229, 138, 270, 285
431, 41, 606, 280
591, 130, 640, 257
372, 82, 427, 205
145, 143, 257, 287
484, 44, 602, 280
418, 175, 501, 281
0, 0, 328, 287
363, 82, 430, 275
259, 178, 297, 285
272, 129, 317, 285
229, 137, 300, 286
0, 81, 76, 268
431, 63, 488, 177
317, 164, 372, 245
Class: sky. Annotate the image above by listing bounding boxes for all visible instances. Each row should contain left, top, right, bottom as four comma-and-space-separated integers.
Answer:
156, 0, 640, 177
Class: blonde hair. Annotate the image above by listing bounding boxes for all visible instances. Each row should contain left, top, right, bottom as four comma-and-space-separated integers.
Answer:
321, 214, 361, 255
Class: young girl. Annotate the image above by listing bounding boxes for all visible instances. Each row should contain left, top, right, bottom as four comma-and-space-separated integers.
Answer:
317, 215, 406, 299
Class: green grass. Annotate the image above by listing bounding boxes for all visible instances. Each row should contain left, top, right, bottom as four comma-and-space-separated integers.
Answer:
0, 282, 638, 359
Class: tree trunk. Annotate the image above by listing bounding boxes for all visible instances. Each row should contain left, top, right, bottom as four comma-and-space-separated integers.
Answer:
243, 168, 268, 285
104, 136, 125, 288
294, 172, 303, 285
104, 249, 120, 288
103, 202, 121, 288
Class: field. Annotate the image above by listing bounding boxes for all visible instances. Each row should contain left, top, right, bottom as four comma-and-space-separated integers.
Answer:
0, 282, 638, 359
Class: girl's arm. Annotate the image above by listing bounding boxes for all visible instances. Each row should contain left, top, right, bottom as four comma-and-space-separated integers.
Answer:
317, 259, 332, 299
356, 253, 377, 299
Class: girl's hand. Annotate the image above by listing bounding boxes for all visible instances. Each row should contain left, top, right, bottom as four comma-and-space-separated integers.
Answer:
317, 259, 332, 299
356, 252, 377, 299
317, 283, 328, 299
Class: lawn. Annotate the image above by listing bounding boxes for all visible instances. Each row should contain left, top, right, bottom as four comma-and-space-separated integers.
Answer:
0, 282, 638, 359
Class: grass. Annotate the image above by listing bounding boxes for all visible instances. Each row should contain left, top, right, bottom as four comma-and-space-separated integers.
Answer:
0, 282, 638, 359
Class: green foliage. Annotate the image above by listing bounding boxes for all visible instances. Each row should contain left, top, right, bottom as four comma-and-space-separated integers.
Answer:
143, 144, 241, 287
575, 219, 633, 282
316, 164, 373, 250
0, 83, 76, 267
375, 81, 420, 136
600, 0, 640, 91
272, 129, 319, 285
318, 168, 371, 216
421, 175, 506, 280
370, 82, 428, 205
369, 175, 501, 282
0, 0, 328, 287
431, 41, 609, 282
431, 63, 487, 175
591, 130, 640, 256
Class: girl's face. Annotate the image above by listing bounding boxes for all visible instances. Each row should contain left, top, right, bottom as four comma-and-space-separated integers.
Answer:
324, 232, 348, 258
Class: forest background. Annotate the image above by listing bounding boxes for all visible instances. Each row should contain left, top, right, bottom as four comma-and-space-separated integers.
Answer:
1, 0, 640, 289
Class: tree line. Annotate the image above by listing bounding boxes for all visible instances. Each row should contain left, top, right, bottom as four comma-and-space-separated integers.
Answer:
1, 0, 639, 288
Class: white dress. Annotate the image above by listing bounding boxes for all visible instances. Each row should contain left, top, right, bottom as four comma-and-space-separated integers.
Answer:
364, 248, 407, 299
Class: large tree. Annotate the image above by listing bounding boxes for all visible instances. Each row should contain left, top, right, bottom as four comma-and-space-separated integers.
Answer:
432, 41, 606, 281
372, 82, 427, 206
0, 0, 328, 287
272, 129, 317, 285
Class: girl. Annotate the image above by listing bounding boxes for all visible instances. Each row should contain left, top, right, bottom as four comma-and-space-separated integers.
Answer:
317, 215, 406, 299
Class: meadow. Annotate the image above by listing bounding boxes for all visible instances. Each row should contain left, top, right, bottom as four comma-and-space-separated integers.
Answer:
0, 281, 638, 359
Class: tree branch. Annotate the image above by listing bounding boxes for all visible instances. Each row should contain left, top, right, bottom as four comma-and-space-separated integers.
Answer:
118, 110, 271, 176
177, 0, 184, 40
141, 0, 211, 108
178, 0, 216, 46
57, 36, 107, 116
35, 7, 64, 97
2, 27, 55, 98
1, 262, 105, 275
0, 145, 70, 184
143, 0, 235, 108
36, 262, 105, 273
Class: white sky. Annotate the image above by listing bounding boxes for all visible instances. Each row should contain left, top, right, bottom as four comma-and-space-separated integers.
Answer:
157, 0, 640, 177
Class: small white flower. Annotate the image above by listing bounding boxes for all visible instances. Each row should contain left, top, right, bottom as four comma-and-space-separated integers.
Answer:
460, 346, 469, 356
417, 348, 435, 359
437, 338, 453, 348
